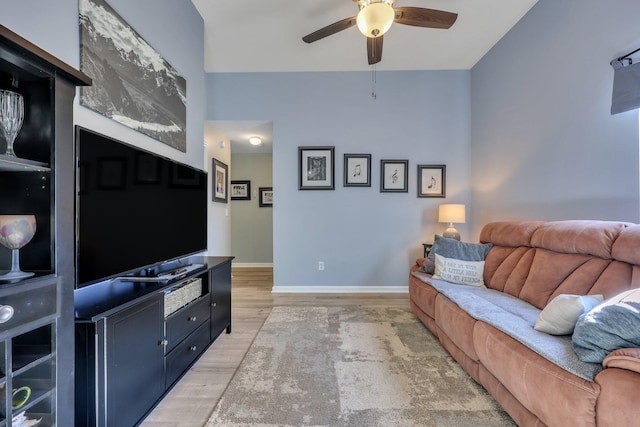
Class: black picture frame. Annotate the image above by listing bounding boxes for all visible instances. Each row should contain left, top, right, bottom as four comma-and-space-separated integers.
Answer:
169, 163, 203, 188
299, 146, 335, 190
344, 154, 372, 187
212, 158, 228, 203
380, 159, 408, 193
231, 180, 251, 200
417, 164, 446, 198
134, 152, 160, 184
259, 187, 273, 207
97, 157, 126, 190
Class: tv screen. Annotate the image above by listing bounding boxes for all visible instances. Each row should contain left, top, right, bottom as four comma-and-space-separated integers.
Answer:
75, 126, 207, 287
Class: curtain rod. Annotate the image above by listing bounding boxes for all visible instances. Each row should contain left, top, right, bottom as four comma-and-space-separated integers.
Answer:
616, 47, 640, 63
618, 47, 640, 61
611, 47, 640, 69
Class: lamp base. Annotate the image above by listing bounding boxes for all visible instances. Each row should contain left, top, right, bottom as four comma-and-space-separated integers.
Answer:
442, 224, 460, 241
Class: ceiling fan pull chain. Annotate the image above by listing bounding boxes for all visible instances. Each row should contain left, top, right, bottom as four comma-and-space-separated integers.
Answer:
371, 64, 377, 99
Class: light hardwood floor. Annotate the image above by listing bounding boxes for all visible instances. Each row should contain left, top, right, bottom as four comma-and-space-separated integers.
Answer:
141, 267, 410, 426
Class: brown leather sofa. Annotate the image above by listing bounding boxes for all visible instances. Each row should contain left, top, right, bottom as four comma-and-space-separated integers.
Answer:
409, 220, 640, 427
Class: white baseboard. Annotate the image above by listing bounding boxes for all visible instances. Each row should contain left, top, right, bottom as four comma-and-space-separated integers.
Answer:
271, 286, 408, 294
232, 262, 273, 268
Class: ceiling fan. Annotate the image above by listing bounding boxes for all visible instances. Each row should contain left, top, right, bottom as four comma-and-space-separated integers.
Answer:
302, 0, 458, 65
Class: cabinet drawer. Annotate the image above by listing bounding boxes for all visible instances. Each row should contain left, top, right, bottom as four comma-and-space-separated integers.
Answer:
165, 321, 210, 388
165, 296, 209, 352
0, 278, 58, 339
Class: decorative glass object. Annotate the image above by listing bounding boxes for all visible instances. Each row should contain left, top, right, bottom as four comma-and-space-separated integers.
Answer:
0, 215, 36, 282
0, 90, 25, 157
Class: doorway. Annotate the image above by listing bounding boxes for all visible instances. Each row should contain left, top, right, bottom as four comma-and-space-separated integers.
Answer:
213, 120, 273, 269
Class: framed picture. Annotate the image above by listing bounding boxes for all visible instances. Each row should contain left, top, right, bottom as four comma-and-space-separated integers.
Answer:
80, 0, 186, 151
170, 163, 203, 188
417, 164, 446, 198
134, 152, 160, 184
380, 160, 408, 193
97, 157, 126, 190
259, 187, 273, 207
212, 158, 228, 203
299, 146, 335, 190
231, 180, 251, 200
344, 154, 371, 187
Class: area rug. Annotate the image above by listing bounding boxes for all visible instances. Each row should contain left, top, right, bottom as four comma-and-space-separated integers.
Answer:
207, 306, 516, 427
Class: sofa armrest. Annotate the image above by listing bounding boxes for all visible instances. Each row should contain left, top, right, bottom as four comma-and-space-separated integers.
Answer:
416, 257, 426, 267
602, 348, 640, 373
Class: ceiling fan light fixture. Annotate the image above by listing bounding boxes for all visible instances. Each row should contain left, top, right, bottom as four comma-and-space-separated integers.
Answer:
249, 136, 262, 146
356, 2, 395, 38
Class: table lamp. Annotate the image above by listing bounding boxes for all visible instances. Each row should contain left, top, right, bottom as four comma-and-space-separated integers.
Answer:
438, 204, 465, 241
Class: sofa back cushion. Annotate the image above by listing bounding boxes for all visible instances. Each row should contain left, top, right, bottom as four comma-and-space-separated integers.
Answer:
480, 220, 637, 309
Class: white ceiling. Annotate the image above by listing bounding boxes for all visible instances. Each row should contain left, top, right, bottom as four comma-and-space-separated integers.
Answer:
193, 0, 538, 151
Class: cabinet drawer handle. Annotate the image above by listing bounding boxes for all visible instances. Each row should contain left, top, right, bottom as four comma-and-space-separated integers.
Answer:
212, 302, 217, 307
160, 339, 168, 346
189, 345, 197, 352
188, 316, 197, 322
0, 305, 14, 323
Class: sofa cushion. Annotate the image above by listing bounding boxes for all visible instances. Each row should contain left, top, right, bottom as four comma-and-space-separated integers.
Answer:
475, 322, 600, 427
479, 220, 544, 247
433, 254, 486, 287
480, 220, 637, 307
602, 347, 640, 373
573, 288, 640, 363
428, 234, 492, 261
611, 224, 640, 265
411, 272, 604, 381
534, 294, 604, 335
594, 367, 640, 427
408, 267, 439, 321
530, 220, 630, 260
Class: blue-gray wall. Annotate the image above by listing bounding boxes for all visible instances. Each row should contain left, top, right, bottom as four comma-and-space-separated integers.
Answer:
470, 0, 640, 238
208, 71, 471, 289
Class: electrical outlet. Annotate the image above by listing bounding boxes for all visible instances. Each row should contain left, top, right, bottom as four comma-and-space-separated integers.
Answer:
318, 261, 325, 271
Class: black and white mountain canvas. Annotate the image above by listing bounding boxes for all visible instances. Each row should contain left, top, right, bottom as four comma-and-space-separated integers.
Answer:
79, 0, 187, 151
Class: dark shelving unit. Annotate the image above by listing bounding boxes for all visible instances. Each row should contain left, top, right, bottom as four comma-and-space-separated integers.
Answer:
0, 25, 90, 426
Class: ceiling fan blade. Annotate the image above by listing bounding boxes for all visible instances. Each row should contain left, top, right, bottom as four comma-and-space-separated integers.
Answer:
302, 17, 357, 43
394, 7, 458, 29
367, 36, 383, 65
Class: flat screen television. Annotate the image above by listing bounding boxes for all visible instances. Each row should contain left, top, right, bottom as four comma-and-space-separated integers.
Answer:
75, 126, 207, 288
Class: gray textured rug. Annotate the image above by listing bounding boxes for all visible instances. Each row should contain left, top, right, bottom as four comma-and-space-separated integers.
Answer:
207, 306, 516, 427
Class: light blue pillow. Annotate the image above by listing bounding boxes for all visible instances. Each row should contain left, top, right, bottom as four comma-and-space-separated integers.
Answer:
428, 234, 492, 261
572, 288, 640, 363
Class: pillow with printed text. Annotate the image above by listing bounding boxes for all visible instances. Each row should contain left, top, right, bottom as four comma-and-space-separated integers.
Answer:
433, 254, 486, 287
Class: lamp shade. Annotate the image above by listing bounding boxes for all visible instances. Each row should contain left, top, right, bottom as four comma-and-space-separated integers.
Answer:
438, 204, 466, 224
356, 2, 395, 38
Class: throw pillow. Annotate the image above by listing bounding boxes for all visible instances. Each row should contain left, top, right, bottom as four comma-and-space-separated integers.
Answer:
534, 294, 604, 335
572, 288, 640, 363
420, 257, 435, 275
433, 254, 486, 287
428, 234, 493, 261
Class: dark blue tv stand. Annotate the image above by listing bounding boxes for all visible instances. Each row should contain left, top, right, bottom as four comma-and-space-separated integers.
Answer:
74, 256, 233, 427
